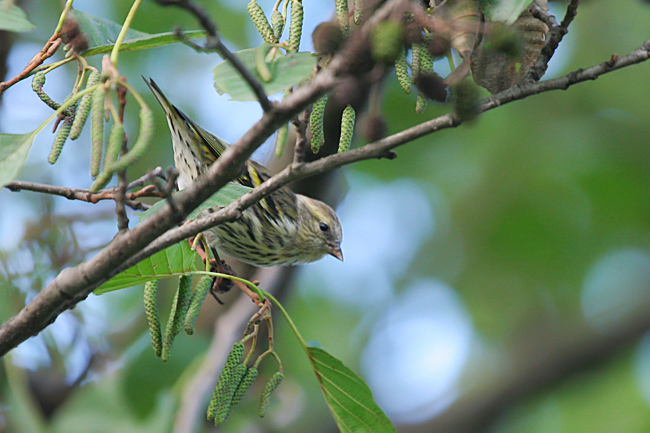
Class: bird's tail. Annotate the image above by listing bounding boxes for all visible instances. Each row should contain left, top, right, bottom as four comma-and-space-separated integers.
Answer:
143, 77, 228, 159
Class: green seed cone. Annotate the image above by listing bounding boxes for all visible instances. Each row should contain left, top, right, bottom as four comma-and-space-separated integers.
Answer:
48, 116, 73, 164
31, 71, 45, 90
207, 342, 245, 420
90, 85, 106, 178
395, 49, 411, 94
271, 10, 285, 42
144, 280, 162, 357
184, 275, 213, 335
70, 71, 101, 140
288, 0, 303, 52
106, 106, 154, 173
335, 0, 349, 37
215, 364, 248, 425
411, 43, 422, 84
258, 372, 284, 418
419, 32, 434, 75
32, 72, 60, 111
207, 386, 220, 421
416, 92, 427, 114
274, 123, 289, 157
353, 0, 363, 25
161, 274, 193, 361
90, 122, 123, 192
231, 366, 258, 409
309, 96, 327, 154
248, 1, 276, 44
338, 105, 355, 153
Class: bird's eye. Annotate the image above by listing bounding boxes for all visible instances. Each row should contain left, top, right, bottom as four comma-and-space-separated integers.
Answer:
319, 222, 329, 232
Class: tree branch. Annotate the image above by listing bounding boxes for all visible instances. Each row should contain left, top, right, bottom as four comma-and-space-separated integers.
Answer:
526, 0, 581, 82
0, 0, 407, 357
4, 167, 170, 211
116, 37, 650, 273
153, 0, 273, 112
0, 22, 648, 358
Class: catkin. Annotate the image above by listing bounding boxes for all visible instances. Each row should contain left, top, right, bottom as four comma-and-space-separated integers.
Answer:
70, 71, 100, 140
338, 105, 355, 153
258, 372, 284, 417
353, 0, 363, 25
32, 72, 60, 112
288, 0, 303, 52
411, 43, 422, 84
395, 49, 411, 94
207, 343, 245, 421
48, 116, 73, 164
144, 280, 162, 357
161, 274, 192, 361
215, 364, 247, 425
183, 275, 213, 335
419, 31, 435, 75
271, 10, 284, 42
309, 96, 327, 154
90, 122, 123, 192
230, 366, 258, 409
335, 0, 349, 37
416, 92, 427, 114
90, 84, 106, 178
248, 1, 276, 44
106, 106, 154, 173
274, 123, 289, 157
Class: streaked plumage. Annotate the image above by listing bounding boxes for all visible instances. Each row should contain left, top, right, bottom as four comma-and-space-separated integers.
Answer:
145, 79, 343, 266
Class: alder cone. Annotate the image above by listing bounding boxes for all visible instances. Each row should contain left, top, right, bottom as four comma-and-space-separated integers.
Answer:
470, 6, 549, 94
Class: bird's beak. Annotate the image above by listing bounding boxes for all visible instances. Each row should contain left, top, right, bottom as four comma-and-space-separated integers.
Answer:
328, 243, 343, 261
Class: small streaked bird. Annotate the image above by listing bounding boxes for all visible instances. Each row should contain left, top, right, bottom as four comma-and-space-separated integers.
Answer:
145, 78, 343, 266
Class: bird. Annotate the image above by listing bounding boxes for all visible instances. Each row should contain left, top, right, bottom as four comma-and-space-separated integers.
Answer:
145, 78, 343, 267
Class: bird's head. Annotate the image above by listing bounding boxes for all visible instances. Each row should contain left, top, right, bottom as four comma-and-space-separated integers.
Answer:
296, 195, 343, 263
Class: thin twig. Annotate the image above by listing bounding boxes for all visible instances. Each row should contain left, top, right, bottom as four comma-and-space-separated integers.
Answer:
4, 180, 162, 210
0, 2, 645, 358
172, 267, 287, 433
127, 166, 167, 190
116, 170, 130, 231
530, 2, 558, 30
152, 0, 273, 112
125, 37, 650, 272
526, 0, 580, 82
292, 108, 311, 164
0, 37, 62, 94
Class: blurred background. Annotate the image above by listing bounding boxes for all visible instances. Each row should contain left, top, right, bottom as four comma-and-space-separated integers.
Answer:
1, 0, 650, 432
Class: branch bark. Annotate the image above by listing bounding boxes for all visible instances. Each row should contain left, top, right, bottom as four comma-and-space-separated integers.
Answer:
0, 0, 407, 357
0, 17, 648, 357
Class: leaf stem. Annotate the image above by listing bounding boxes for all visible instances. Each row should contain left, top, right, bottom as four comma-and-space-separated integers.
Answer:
33, 83, 100, 135
110, 0, 144, 66
53, 0, 75, 35
260, 290, 308, 351
193, 271, 265, 302
39, 56, 75, 75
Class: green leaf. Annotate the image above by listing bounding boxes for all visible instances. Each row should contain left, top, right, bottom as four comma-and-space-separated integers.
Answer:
137, 182, 252, 222
307, 347, 396, 433
70, 10, 206, 56
213, 48, 317, 101
94, 241, 198, 295
95, 183, 250, 294
0, 131, 37, 188
0, 5, 35, 32
480, 0, 532, 24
